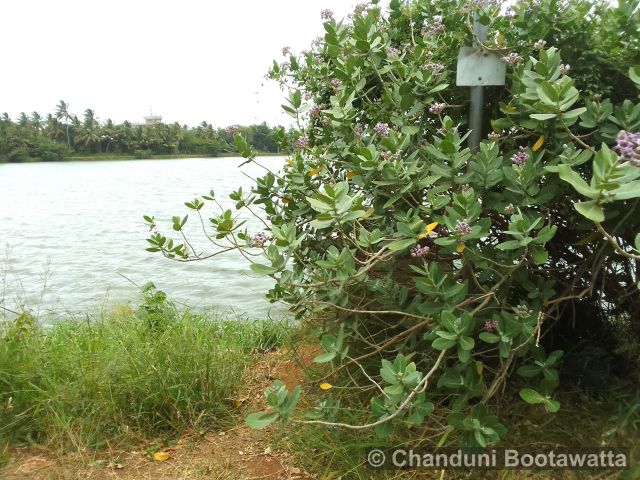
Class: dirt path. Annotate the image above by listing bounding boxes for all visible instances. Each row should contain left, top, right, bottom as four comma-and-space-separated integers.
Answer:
1, 347, 317, 480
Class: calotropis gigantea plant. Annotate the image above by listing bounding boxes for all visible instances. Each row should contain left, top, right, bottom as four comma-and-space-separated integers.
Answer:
146, 0, 640, 446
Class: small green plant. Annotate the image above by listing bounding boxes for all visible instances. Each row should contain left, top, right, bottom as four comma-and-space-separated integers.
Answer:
245, 380, 301, 429
134, 281, 177, 330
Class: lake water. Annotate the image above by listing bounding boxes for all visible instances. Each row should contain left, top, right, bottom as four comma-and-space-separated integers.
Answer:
0, 157, 285, 319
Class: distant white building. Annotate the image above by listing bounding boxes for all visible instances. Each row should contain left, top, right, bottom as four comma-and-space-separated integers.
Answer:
132, 109, 163, 127
143, 114, 162, 126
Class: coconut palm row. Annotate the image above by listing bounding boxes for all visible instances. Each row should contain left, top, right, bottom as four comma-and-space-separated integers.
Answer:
0, 100, 294, 162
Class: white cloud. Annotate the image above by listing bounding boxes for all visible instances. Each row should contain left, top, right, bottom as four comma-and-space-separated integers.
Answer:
0, 0, 367, 127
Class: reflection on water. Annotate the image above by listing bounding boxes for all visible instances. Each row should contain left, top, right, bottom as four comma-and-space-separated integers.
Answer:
0, 157, 284, 319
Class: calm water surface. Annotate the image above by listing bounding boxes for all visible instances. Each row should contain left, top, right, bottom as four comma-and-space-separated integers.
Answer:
0, 157, 284, 319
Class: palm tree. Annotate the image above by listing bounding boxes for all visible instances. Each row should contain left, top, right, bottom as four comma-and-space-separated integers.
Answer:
55, 100, 72, 149
75, 109, 102, 152
30, 112, 43, 134
17, 112, 29, 128
101, 119, 117, 153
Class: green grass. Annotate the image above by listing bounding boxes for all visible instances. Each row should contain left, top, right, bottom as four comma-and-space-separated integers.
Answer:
0, 306, 289, 450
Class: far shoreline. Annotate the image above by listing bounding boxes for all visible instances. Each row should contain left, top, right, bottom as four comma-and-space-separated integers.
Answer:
1, 151, 285, 164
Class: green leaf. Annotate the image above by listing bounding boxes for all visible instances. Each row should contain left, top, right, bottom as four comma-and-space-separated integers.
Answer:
519, 388, 546, 405
629, 66, 640, 87
537, 82, 558, 106
428, 83, 449, 94
313, 351, 337, 364
516, 365, 541, 378
246, 411, 279, 429
479, 332, 500, 344
557, 165, 598, 197
388, 238, 416, 251
385, 383, 405, 396
574, 201, 605, 222
474, 429, 487, 447
530, 113, 557, 121
250, 264, 278, 275
546, 399, 560, 413
440, 140, 456, 155
401, 125, 420, 135
284, 385, 301, 413
530, 245, 549, 265
496, 240, 523, 251
458, 335, 475, 351
432, 337, 457, 350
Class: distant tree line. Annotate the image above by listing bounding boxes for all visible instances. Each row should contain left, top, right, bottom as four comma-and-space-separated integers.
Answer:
0, 100, 295, 162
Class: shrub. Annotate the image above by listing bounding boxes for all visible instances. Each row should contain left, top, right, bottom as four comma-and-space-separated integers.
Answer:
147, 0, 640, 446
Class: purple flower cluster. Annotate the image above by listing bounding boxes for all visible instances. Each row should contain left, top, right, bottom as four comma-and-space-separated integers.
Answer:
320, 8, 334, 20
483, 320, 499, 332
354, 2, 368, 14
387, 47, 400, 55
487, 132, 500, 141
560, 64, 571, 75
455, 219, 472, 236
309, 103, 325, 117
429, 102, 447, 114
354, 123, 365, 137
424, 62, 445, 75
380, 150, 400, 161
462, 0, 502, 13
295, 135, 310, 149
411, 245, 430, 258
534, 39, 547, 50
501, 52, 523, 66
614, 130, 640, 166
511, 147, 529, 165
252, 232, 269, 247
421, 15, 444, 36
330, 78, 343, 89
514, 304, 534, 319
282, 46, 291, 56
374, 122, 391, 137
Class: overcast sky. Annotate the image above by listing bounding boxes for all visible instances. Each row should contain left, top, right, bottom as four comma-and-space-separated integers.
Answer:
0, 0, 371, 128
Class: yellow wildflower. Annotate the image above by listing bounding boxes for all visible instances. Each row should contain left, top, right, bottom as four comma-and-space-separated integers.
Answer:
418, 221, 439, 239
308, 166, 323, 176
320, 383, 333, 391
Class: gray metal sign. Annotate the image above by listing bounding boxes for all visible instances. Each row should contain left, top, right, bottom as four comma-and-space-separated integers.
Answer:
456, 47, 506, 87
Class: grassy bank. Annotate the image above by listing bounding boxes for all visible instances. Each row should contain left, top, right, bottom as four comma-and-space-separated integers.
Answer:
0, 303, 289, 451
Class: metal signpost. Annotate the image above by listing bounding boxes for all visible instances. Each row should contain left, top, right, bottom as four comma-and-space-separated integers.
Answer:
456, 6, 506, 152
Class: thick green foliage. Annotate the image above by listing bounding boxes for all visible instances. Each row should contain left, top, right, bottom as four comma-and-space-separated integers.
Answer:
150, 0, 640, 446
